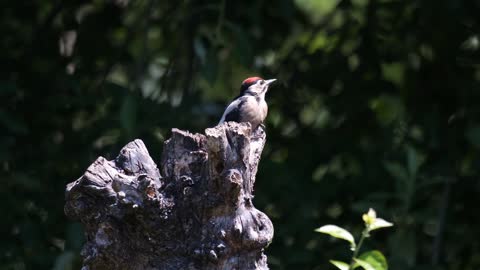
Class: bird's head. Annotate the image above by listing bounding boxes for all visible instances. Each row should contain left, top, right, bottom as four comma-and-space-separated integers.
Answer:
240, 77, 276, 98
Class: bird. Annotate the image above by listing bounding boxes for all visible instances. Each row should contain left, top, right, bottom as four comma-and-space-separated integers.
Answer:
218, 77, 276, 130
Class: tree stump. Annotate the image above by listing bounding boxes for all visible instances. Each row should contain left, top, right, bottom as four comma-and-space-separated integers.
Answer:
64, 122, 274, 270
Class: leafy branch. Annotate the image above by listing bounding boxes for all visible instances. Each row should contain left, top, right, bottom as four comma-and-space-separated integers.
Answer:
315, 208, 393, 270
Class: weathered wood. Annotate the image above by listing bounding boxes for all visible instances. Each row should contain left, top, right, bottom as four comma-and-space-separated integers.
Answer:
64, 122, 273, 270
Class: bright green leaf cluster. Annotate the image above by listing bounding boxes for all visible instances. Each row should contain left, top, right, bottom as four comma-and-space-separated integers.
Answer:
316, 208, 393, 270
362, 208, 394, 232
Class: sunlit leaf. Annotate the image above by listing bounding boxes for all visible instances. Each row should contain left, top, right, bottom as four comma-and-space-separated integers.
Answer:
294, 0, 340, 24
330, 260, 350, 270
315, 225, 356, 248
362, 208, 393, 231
369, 218, 394, 231
353, 258, 375, 270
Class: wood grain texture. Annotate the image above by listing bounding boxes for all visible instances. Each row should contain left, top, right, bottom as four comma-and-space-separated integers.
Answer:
64, 122, 273, 270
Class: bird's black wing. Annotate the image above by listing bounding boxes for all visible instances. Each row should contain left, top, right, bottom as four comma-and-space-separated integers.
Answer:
224, 105, 241, 122
218, 97, 247, 124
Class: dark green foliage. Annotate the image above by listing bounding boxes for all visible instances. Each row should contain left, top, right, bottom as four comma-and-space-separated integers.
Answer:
1, 0, 480, 269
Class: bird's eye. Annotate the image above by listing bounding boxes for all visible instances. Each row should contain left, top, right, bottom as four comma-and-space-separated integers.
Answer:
259, 80, 265, 85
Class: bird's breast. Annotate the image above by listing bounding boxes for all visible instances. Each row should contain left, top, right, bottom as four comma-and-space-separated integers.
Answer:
239, 97, 268, 129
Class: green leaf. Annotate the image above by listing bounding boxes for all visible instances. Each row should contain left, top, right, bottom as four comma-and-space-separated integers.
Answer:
369, 94, 405, 125
353, 258, 375, 270
294, 0, 340, 24
315, 225, 356, 248
330, 260, 350, 270
369, 218, 394, 231
357, 250, 388, 270
381, 62, 405, 87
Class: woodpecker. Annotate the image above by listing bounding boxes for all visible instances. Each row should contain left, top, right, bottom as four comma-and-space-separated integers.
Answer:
218, 77, 276, 130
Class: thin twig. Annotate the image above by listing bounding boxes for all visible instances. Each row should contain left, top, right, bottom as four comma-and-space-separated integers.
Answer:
349, 230, 367, 270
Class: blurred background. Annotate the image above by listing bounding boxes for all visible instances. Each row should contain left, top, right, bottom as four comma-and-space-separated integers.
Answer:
2, 0, 480, 269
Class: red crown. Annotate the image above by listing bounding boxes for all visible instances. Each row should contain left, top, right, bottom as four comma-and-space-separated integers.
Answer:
242, 77, 263, 86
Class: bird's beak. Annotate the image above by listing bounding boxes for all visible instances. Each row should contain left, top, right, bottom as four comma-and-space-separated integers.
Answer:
265, 79, 277, 86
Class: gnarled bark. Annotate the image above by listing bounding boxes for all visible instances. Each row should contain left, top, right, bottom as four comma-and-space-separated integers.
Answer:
64, 122, 273, 270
